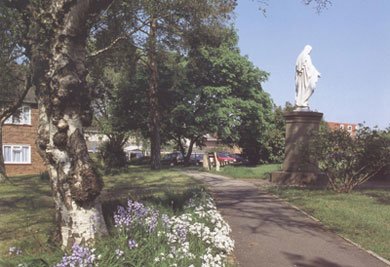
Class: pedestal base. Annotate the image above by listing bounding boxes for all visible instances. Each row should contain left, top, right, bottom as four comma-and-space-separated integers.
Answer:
271, 110, 326, 186
271, 171, 328, 187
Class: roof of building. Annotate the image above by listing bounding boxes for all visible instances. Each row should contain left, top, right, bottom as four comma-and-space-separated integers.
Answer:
327, 121, 358, 127
1, 85, 37, 105
24, 87, 37, 104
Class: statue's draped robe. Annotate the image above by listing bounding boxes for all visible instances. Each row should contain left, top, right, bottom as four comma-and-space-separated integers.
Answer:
295, 45, 320, 108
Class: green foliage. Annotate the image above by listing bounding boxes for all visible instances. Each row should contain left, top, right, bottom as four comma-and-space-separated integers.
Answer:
236, 97, 273, 165
0, 5, 28, 112
87, 2, 279, 168
133, 28, 276, 166
87, 9, 140, 173
167, 29, 274, 165
259, 102, 294, 164
98, 140, 127, 174
304, 125, 390, 193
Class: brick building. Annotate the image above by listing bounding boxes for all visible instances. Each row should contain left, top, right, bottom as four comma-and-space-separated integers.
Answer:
2, 90, 46, 176
327, 121, 359, 137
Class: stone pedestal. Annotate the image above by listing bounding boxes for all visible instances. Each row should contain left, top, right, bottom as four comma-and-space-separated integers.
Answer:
271, 111, 327, 186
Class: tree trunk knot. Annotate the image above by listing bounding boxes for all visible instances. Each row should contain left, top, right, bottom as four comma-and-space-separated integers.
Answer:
69, 168, 103, 205
53, 132, 68, 149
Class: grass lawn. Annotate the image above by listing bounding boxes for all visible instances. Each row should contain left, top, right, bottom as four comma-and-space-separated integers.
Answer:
215, 163, 281, 179
267, 186, 390, 261
0, 166, 201, 262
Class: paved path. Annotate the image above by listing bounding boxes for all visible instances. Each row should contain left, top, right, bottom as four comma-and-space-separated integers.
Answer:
184, 171, 389, 267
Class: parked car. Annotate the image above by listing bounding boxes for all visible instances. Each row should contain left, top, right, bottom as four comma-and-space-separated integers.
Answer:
161, 152, 183, 166
129, 156, 150, 166
190, 153, 204, 165
217, 152, 236, 166
229, 153, 248, 164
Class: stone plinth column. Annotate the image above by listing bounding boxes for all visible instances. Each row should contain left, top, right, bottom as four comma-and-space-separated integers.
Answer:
271, 111, 325, 185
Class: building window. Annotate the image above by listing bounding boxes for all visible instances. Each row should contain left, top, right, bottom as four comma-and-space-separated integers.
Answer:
3, 145, 31, 164
4, 106, 31, 125
339, 124, 345, 130
347, 125, 353, 131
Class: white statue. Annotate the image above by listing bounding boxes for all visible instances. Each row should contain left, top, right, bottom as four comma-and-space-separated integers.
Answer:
295, 45, 321, 109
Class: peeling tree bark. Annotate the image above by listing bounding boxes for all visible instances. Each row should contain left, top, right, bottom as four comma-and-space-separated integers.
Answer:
25, 0, 113, 248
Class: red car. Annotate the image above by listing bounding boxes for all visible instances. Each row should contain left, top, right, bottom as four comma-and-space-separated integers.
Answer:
217, 152, 235, 165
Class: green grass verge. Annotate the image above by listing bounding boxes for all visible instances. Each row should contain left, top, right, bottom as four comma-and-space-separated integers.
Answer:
0, 174, 57, 261
267, 186, 390, 261
0, 166, 201, 263
215, 164, 281, 179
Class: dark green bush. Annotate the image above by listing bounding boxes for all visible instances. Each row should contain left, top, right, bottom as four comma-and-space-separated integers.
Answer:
98, 140, 127, 174
304, 125, 390, 193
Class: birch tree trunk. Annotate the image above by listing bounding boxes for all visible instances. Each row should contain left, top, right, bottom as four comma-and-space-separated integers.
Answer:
28, 0, 112, 248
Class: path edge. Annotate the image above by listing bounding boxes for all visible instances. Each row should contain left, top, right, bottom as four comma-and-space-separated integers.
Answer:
264, 186, 390, 267
184, 170, 390, 266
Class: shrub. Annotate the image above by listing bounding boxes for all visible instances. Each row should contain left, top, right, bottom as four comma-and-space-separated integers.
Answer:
304, 125, 390, 193
98, 140, 127, 174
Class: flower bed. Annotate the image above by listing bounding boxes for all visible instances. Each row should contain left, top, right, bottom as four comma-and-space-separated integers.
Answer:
56, 190, 234, 267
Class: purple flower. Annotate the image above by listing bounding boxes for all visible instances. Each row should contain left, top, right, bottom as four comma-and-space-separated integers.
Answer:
114, 200, 151, 230
128, 239, 138, 249
114, 206, 132, 228
131, 201, 148, 219
147, 210, 159, 233
161, 214, 170, 225
55, 244, 97, 267
175, 223, 188, 243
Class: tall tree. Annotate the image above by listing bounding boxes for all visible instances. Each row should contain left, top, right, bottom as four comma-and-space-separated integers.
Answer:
87, 7, 140, 172
173, 29, 274, 165
257, 102, 294, 164
3, 0, 114, 248
120, 0, 236, 169
0, 65, 30, 183
0, 5, 31, 182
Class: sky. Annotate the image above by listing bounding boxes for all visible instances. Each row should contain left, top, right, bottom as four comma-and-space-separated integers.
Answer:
234, 0, 390, 129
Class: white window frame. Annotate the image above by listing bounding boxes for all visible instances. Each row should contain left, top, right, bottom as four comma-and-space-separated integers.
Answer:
339, 124, 345, 130
347, 125, 353, 131
4, 105, 32, 125
3, 144, 31, 164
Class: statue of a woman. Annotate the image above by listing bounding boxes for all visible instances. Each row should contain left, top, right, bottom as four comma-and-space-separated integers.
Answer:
295, 45, 321, 109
